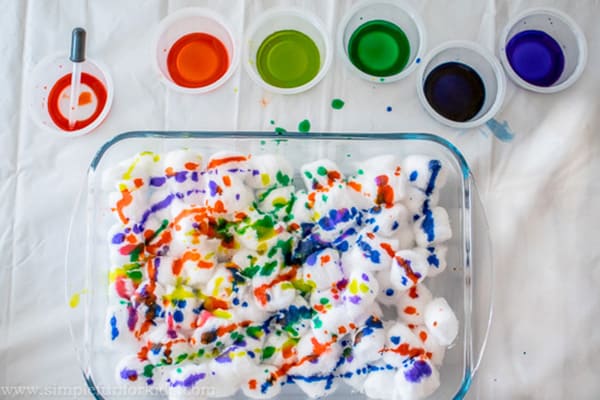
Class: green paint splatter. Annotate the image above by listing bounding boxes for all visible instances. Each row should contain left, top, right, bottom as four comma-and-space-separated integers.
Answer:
270, 120, 275, 125
357, 169, 364, 175
260, 260, 279, 276
313, 317, 323, 329
304, 171, 313, 179
262, 346, 276, 360
276, 171, 290, 186
320, 297, 329, 305
143, 364, 155, 378
246, 326, 263, 339
331, 98, 345, 110
317, 166, 328, 176
298, 119, 311, 133
260, 140, 266, 145
241, 265, 260, 279
275, 127, 287, 135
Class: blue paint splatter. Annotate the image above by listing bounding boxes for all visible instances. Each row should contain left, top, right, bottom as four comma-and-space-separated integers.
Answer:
485, 118, 515, 142
421, 200, 435, 242
170, 372, 207, 388
409, 171, 418, 182
425, 160, 441, 196
404, 360, 432, 383
110, 315, 119, 340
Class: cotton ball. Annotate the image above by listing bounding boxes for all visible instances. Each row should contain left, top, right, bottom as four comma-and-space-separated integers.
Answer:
191, 312, 235, 353
108, 273, 136, 303
390, 250, 429, 291
252, 267, 296, 312
105, 305, 138, 347
109, 188, 151, 227
293, 374, 340, 399
256, 186, 295, 218
290, 189, 313, 224
309, 184, 354, 222
291, 335, 343, 376
246, 154, 294, 189
241, 364, 283, 399
229, 285, 269, 323
104, 151, 162, 193
207, 358, 242, 397
395, 359, 440, 400
413, 203, 452, 247
411, 325, 445, 366
424, 297, 459, 346
163, 294, 201, 333
396, 284, 433, 326
403, 156, 447, 195
367, 203, 409, 237
147, 188, 181, 223
145, 324, 192, 366
302, 248, 345, 290
145, 257, 178, 287
416, 246, 448, 277
163, 149, 204, 194
310, 288, 345, 339
130, 280, 166, 337
343, 270, 379, 320
204, 267, 234, 305
343, 230, 398, 274
351, 315, 386, 365
301, 159, 344, 190
215, 341, 263, 381
115, 354, 149, 386
167, 362, 212, 400
262, 333, 298, 367
363, 369, 397, 400
179, 248, 220, 289
270, 296, 313, 339
203, 174, 254, 215
235, 212, 288, 252
382, 322, 424, 368
375, 267, 402, 306
347, 155, 406, 207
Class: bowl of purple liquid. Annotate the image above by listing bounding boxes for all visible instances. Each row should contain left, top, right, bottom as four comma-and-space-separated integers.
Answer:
499, 7, 587, 93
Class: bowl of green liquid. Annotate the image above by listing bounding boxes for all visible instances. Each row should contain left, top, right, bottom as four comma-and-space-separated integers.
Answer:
245, 8, 332, 94
338, 0, 426, 83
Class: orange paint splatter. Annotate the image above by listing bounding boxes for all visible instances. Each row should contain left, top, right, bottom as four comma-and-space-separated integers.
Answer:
254, 268, 297, 305
347, 181, 362, 192
404, 306, 417, 315
114, 189, 133, 224
207, 155, 247, 170
78, 91, 93, 106
184, 162, 198, 170
380, 242, 395, 258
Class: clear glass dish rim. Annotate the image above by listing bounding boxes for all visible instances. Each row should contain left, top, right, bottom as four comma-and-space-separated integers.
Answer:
70, 131, 490, 400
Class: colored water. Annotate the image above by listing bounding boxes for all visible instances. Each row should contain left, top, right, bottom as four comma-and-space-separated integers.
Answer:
505, 29, 565, 87
348, 20, 410, 77
48, 72, 107, 131
423, 62, 485, 123
167, 33, 229, 88
256, 30, 320, 89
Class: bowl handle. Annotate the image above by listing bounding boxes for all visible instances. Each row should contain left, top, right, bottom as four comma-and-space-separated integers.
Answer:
469, 174, 494, 374
64, 182, 89, 370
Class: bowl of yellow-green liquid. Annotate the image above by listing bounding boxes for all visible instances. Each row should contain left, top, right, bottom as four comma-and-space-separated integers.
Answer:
244, 7, 332, 94
338, 0, 426, 83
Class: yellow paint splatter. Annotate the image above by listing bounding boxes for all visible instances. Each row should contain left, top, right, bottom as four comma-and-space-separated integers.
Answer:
69, 289, 88, 308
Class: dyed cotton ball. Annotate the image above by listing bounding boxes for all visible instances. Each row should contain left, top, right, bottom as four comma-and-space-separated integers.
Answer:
376, 267, 401, 306
342, 229, 398, 274
203, 175, 254, 215
367, 203, 409, 237
290, 190, 313, 223
302, 248, 344, 290
301, 159, 344, 191
396, 284, 433, 326
347, 155, 406, 207
395, 358, 440, 400
167, 362, 212, 399
343, 270, 379, 319
104, 151, 162, 193
235, 212, 288, 251
145, 257, 178, 287
191, 312, 235, 353
310, 289, 346, 341
144, 324, 192, 366
130, 280, 166, 336
352, 315, 386, 364
363, 369, 397, 400
402, 156, 447, 195
416, 245, 448, 277
293, 374, 340, 399
115, 354, 148, 385
273, 296, 313, 339
163, 291, 200, 333
292, 335, 342, 376
424, 297, 459, 346
179, 248, 219, 289
207, 358, 242, 397
411, 325, 445, 366
413, 204, 452, 247
390, 250, 429, 291
262, 333, 298, 367
241, 364, 283, 399
163, 149, 203, 193
382, 322, 424, 368
246, 154, 294, 189
396, 226, 416, 250
256, 186, 295, 217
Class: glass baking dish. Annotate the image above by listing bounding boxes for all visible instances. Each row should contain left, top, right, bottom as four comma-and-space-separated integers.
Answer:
65, 131, 492, 400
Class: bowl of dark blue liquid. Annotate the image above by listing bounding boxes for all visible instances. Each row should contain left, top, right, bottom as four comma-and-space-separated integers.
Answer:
416, 41, 506, 128
499, 8, 587, 93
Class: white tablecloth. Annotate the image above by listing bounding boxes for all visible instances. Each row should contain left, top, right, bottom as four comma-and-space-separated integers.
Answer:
1, 0, 599, 399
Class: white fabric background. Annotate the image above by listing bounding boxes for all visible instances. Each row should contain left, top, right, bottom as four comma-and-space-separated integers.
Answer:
0, 0, 599, 399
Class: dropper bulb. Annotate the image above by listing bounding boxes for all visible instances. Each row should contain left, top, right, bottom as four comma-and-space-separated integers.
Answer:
70, 27, 86, 63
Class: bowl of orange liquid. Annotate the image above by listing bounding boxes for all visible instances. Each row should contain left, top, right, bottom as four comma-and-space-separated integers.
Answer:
155, 8, 239, 94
